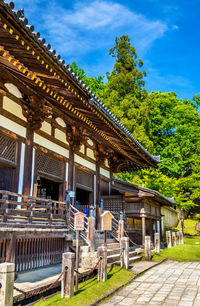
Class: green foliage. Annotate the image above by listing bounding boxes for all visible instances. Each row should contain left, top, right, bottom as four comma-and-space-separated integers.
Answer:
103, 35, 153, 150
69, 62, 106, 99
70, 37, 200, 212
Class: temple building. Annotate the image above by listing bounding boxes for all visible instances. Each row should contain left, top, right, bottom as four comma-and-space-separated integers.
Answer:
0, 1, 178, 271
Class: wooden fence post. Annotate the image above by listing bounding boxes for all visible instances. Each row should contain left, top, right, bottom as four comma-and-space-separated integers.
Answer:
179, 231, 184, 244
154, 233, 160, 253
120, 237, 129, 269
88, 216, 95, 252
0, 262, 15, 306
118, 220, 124, 240
61, 252, 75, 298
97, 246, 107, 281
145, 236, 151, 260
172, 232, 176, 247
166, 231, 172, 248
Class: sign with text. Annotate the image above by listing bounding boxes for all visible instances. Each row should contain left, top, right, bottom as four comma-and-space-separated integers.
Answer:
101, 211, 114, 231
74, 212, 85, 231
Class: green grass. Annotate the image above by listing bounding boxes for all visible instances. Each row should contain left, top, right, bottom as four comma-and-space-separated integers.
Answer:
176, 219, 200, 235
152, 235, 200, 261
35, 265, 134, 306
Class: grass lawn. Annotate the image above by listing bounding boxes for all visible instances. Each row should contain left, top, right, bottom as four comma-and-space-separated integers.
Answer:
35, 265, 134, 306
176, 218, 200, 235
152, 235, 200, 261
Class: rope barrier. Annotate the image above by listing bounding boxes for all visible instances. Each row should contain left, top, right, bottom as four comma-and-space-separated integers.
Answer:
124, 230, 138, 246
74, 257, 102, 276
13, 268, 68, 297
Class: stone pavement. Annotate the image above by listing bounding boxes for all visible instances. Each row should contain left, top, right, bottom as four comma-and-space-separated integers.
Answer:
100, 261, 200, 306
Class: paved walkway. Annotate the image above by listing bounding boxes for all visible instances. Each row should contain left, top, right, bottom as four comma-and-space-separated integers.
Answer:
101, 261, 200, 306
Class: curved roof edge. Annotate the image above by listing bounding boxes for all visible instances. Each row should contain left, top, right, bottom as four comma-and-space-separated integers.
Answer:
113, 177, 175, 205
1, 1, 161, 165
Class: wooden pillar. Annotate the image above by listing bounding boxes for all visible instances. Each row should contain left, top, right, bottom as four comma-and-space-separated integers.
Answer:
159, 219, 162, 241
61, 252, 75, 298
154, 232, 160, 253
120, 237, 129, 269
68, 146, 74, 192
96, 162, 100, 205
23, 128, 33, 195
97, 246, 107, 282
166, 231, 172, 248
149, 219, 153, 242
145, 236, 151, 260
88, 216, 95, 252
0, 263, 15, 306
142, 216, 146, 245
96, 162, 101, 229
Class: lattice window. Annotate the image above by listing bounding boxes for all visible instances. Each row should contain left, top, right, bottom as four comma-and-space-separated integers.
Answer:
36, 150, 65, 180
0, 135, 17, 164
103, 197, 123, 212
76, 168, 93, 188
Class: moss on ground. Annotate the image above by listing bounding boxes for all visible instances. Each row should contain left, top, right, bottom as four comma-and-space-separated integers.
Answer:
152, 236, 200, 261
176, 218, 200, 236
35, 265, 134, 306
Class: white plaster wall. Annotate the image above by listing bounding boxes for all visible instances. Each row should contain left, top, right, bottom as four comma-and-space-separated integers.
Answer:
105, 159, 109, 168
3, 96, 26, 121
55, 128, 68, 144
55, 117, 66, 127
79, 144, 85, 154
74, 154, 96, 171
87, 147, 95, 160
4, 83, 22, 98
87, 138, 93, 146
100, 167, 110, 179
161, 206, 179, 230
0, 115, 26, 137
34, 133, 69, 158
40, 121, 51, 135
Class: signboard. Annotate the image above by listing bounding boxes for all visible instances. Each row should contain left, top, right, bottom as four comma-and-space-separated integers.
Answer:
101, 211, 114, 231
74, 212, 85, 231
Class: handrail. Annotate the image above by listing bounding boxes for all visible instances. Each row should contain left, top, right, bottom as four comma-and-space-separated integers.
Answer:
0, 190, 67, 206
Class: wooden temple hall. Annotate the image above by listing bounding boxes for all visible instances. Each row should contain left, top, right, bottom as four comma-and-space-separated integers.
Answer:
0, 1, 177, 271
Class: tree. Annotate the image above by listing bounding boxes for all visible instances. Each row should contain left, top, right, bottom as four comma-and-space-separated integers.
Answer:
69, 62, 106, 100
131, 92, 200, 212
103, 35, 153, 151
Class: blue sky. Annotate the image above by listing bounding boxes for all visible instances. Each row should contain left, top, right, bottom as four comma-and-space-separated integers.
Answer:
13, 0, 200, 100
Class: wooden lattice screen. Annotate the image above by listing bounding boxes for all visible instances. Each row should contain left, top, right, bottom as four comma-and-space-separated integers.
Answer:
0, 237, 64, 272
36, 150, 65, 180
0, 134, 17, 164
76, 168, 93, 189
102, 195, 124, 212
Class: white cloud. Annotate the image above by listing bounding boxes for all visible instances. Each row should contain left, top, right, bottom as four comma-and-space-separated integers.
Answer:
19, 0, 168, 60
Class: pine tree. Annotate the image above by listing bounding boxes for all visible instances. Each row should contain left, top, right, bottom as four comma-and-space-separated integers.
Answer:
103, 35, 153, 151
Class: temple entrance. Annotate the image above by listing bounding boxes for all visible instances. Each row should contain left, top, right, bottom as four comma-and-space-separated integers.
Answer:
0, 166, 12, 191
75, 187, 91, 212
37, 177, 60, 201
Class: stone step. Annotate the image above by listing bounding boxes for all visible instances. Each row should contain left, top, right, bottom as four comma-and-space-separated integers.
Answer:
129, 250, 137, 257
107, 253, 120, 264
107, 248, 121, 256
109, 255, 142, 267
129, 255, 142, 263
106, 243, 120, 250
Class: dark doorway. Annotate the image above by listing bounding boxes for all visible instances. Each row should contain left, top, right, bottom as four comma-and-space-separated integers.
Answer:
75, 188, 90, 210
0, 166, 12, 191
37, 177, 60, 201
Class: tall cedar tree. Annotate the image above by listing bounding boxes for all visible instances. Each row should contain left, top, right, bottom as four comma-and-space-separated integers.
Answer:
103, 35, 153, 151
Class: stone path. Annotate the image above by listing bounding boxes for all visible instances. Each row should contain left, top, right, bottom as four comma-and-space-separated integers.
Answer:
101, 261, 200, 306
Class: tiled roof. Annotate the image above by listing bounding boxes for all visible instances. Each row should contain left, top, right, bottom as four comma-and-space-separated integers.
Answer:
1, 1, 160, 164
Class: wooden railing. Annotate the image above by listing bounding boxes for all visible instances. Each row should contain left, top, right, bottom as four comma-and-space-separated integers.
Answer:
0, 190, 68, 228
